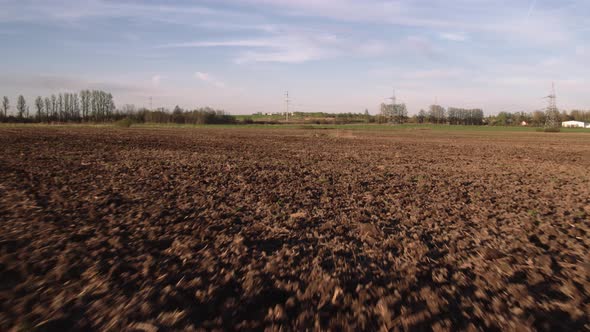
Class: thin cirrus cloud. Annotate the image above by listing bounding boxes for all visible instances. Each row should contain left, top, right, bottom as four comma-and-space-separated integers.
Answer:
160, 34, 344, 64
159, 34, 392, 64
439, 32, 467, 42
195, 72, 225, 88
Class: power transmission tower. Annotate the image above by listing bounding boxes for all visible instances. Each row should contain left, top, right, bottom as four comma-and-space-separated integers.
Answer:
149, 96, 153, 111
284, 91, 290, 122
389, 89, 396, 106
544, 83, 559, 129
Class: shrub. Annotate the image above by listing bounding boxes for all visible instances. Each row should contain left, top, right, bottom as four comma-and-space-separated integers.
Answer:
115, 118, 133, 128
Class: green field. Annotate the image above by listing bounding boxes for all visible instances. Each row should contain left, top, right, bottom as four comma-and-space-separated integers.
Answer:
133, 122, 590, 133
1, 122, 589, 133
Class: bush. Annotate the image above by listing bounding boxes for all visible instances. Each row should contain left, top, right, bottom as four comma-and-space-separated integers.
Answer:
242, 117, 254, 124
115, 118, 133, 128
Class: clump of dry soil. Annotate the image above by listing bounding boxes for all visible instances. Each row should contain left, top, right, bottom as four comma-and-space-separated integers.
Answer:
0, 127, 588, 331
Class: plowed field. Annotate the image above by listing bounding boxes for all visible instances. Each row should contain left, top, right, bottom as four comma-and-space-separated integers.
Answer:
1, 127, 589, 331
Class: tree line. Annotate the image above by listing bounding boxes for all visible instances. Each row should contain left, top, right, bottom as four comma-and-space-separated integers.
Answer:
2, 92, 589, 126
0, 93, 234, 125
119, 105, 235, 125
410, 105, 590, 126
413, 106, 485, 125
0, 91, 115, 123
484, 110, 590, 126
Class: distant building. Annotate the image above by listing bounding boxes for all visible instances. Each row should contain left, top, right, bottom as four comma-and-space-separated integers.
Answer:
562, 120, 587, 128
520, 121, 528, 126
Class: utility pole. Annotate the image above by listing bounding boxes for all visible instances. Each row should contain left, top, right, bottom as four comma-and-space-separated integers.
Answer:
285, 91, 290, 122
544, 82, 559, 129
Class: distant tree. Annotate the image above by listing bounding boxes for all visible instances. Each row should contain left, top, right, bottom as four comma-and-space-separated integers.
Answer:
44, 97, 51, 122
64, 93, 70, 120
17, 95, 26, 119
172, 105, 184, 124
559, 110, 571, 122
35, 96, 43, 121
393, 104, 408, 124
417, 109, 426, 123
72, 93, 80, 120
495, 112, 512, 126
80, 90, 90, 121
58, 94, 64, 121
1, 96, 8, 118
51, 95, 57, 120
106, 93, 115, 120
428, 105, 446, 124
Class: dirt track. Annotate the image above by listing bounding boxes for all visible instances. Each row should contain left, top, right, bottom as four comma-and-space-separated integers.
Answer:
1, 127, 589, 331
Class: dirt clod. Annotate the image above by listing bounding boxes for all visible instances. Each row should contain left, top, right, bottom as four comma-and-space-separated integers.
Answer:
0, 127, 589, 331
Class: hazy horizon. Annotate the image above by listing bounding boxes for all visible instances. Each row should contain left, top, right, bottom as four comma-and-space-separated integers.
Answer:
0, 0, 588, 115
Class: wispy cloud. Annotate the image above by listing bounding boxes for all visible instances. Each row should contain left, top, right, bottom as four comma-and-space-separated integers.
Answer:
162, 33, 344, 64
160, 39, 273, 48
0, 0, 249, 25
195, 72, 225, 88
439, 32, 467, 42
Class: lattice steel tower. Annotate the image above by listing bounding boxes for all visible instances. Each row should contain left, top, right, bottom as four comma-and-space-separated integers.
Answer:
544, 83, 559, 129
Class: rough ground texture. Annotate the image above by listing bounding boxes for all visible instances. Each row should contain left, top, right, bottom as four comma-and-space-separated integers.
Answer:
0, 127, 589, 331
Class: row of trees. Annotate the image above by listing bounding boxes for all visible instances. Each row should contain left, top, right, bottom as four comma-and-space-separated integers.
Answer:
120, 105, 235, 125
409, 107, 590, 126
0, 91, 115, 122
485, 110, 590, 126
0, 93, 235, 125
1, 96, 30, 119
415, 107, 485, 125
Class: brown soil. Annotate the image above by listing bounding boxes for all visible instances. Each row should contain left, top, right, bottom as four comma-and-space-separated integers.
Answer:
0, 127, 589, 331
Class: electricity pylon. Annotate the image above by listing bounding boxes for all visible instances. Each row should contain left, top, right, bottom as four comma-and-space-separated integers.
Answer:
544, 83, 559, 129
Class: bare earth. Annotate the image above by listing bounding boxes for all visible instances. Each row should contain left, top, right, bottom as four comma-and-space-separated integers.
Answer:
0, 127, 589, 331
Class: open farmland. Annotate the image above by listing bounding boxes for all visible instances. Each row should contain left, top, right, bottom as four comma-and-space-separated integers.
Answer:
0, 126, 589, 331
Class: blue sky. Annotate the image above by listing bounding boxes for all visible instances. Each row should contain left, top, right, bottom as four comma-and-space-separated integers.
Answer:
0, 0, 588, 114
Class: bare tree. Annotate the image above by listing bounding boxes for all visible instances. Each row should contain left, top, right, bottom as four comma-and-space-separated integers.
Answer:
80, 90, 90, 121
35, 96, 44, 121
58, 94, 64, 121
44, 97, 51, 122
72, 93, 80, 121
1, 96, 8, 118
17, 95, 26, 119
51, 95, 57, 120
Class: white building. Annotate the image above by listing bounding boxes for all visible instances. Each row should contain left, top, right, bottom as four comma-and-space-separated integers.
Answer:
562, 120, 587, 128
